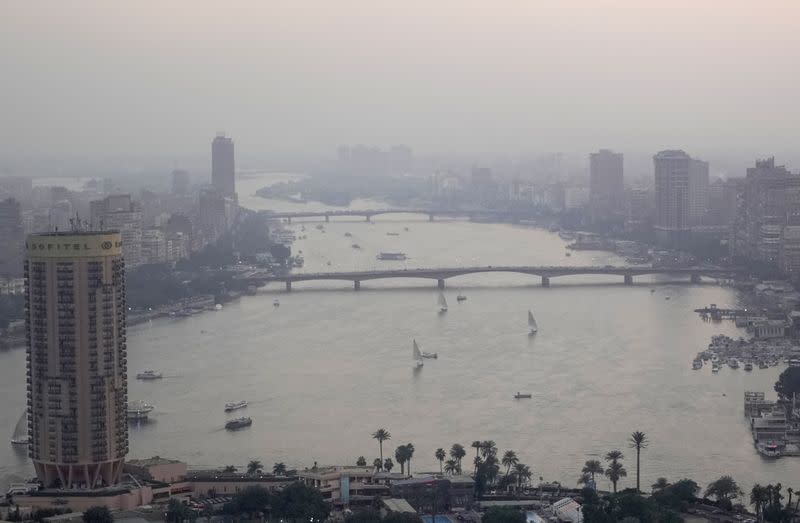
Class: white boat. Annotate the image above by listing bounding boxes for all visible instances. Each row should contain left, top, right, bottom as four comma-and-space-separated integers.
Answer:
438, 292, 448, 313
528, 310, 538, 335
127, 401, 154, 421
514, 392, 532, 399
377, 252, 407, 261
225, 400, 248, 412
412, 339, 424, 368
273, 299, 280, 307
136, 370, 162, 380
456, 290, 467, 302
414, 339, 437, 359
712, 363, 720, 373
10, 412, 28, 445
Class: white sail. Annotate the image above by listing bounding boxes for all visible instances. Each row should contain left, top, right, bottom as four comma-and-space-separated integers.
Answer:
11, 412, 28, 445
528, 310, 538, 331
412, 339, 423, 360
438, 292, 448, 309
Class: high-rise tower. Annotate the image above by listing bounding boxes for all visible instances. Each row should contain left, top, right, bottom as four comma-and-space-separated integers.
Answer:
211, 134, 235, 198
24, 232, 129, 489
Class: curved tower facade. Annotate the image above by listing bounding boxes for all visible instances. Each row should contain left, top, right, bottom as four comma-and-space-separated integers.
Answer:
25, 232, 129, 489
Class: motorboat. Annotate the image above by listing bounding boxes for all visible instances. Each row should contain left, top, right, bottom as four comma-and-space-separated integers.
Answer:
712, 363, 720, 373
127, 401, 154, 421
225, 417, 253, 430
757, 441, 782, 458
344, 232, 352, 237
10, 412, 28, 445
352, 244, 361, 249
136, 370, 162, 380
273, 299, 280, 307
565, 252, 571, 257
438, 292, 448, 313
457, 290, 467, 302
528, 310, 538, 335
728, 358, 740, 369
377, 252, 407, 261
514, 392, 532, 399
225, 400, 248, 412
759, 361, 769, 369
744, 362, 753, 371
692, 360, 703, 370
386, 232, 400, 236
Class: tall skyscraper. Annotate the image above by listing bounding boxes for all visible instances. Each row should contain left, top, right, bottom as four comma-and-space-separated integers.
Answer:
589, 149, 624, 223
24, 231, 129, 488
0, 198, 24, 277
211, 134, 235, 197
653, 150, 691, 243
171, 169, 190, 195
688, 159, 710, 225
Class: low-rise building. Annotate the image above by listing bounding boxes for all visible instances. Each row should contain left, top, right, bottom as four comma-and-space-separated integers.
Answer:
390, 476, 475, 512
186, 470, 296, 499
125, 457, 187, 484
299, 466, 406, 508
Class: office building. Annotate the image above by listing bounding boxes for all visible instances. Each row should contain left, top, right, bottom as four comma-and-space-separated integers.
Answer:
653, 150, 691, 243
90, 195, 143, 268
589, 149, 624, 223
688, 159, 710, 225
140, 228, 167, 265
211, 134, 235, 198
171, 169, 190, 195
24, 232, 129, 489
625, 188, 653, 233
0, 198, 24, 277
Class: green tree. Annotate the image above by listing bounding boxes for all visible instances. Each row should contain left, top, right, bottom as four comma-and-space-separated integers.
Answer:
372, 428, 391, 470
231, 486, 271, 517
373, 458, 383, 471
356, 456, 367, 466
651, 477, 670, 493
383, 513, 423, 523
444, 459, 458, 475
705, 476, 743, 505
344, 508, 382, 523
273, 462, 287, 475
271, 482, 329, 522
481, 506, 526, 523
750, 484, 768, 521
775, 366, 800, 401
481, 440, 497, 459
395, 446, 408, 475
628, 431, 648, 493
582, 460, 604, 485
502, 450, 519, 478
246, 460, 263, 475
513, 463, 531, 489
222, 465, 237, 473
652, 479, 700, 510
604, 451, 626, 494
82, 506, 113, 523
405, 443, 416, 475
435, 448, 446, 474
384, 458, 394, 472
471, 440, 482, 460
165, 499, 195, 523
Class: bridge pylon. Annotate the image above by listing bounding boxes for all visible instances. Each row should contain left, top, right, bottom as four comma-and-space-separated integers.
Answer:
354, 280, 361, 291
541, 276, 550, 287
285, 281, 292, 292
437, 279, 445, 290
624, 274, 633, 285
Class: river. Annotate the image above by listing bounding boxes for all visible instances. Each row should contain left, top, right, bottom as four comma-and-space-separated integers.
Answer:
0, 173, 795, 496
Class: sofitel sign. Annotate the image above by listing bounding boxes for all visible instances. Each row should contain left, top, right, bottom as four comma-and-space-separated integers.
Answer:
25, 234, 123, 258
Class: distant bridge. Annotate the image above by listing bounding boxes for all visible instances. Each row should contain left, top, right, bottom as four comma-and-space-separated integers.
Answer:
260, 208, 532, 222
241, 265, 743, 292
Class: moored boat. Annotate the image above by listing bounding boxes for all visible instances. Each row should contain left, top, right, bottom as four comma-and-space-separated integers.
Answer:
514, 392, 532, 399
225, 417, 252, 430
377, 252, 407, 261
744, 362, 753, 371
692, 360, 703, 370
127, 401, 154, 421
136, 370, 162, 380
225, 400, 248, 412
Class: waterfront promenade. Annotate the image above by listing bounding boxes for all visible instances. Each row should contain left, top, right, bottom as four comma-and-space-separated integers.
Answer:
240, 265, 743, 291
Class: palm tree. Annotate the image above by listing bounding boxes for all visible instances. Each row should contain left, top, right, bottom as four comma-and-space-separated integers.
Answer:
450, 444, 466, 472
750, 484, 768, 521
651, 477, 670, 493
223, 465, 237, 473
629, 431, 648, 493
502, 450, 519, 478
373, 458, 382, 471
786, 487, 793, 512
372, 428, 391, 470
605, 461, 627, 493
605, 449, 624, 463
480, 440, 497, 459
246, 460, 263, 475
581, 460, 604, 484
356, 456, 367, 467
435, 448, 446, 474
513, 463, 531, 489
578, 473, 592, 486
272, 462, 287, 475
384, 458, 394, 472
395, 446, 408, 475
471, 441, 482, 459
444, 459, 458, 475
405, 443, 416, 475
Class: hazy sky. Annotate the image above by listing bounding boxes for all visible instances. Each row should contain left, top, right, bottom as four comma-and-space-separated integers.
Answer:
2, 1, 799, 161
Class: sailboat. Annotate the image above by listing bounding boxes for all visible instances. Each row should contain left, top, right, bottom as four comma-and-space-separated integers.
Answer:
528, 310, 538, 335
412, 340, 424, 368
456, 289, 467, 302
438, 292, 448, 313
10, 412, 28, 446
415, 339, 437, 359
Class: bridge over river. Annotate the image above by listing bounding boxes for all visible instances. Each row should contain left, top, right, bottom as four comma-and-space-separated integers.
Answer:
261, 208, 532, 222
241, 265, 743, 291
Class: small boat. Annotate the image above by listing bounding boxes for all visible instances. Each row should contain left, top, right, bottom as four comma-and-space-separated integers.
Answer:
10, 412, 28, 446
650, 289, 655, 293
315, 224, 324, 230
273, 299, 280, 307
127, 401, 154, 421
414, 339, 437, 359
387, 232, 400, 236
692, 360, 703, 370
412, 340, 424, 369
404, 227, 409, 232
712, 363, 720, 373
136, 370, 162, 380
377, 252, 407, 261
757, 441, 782, 458
664, 296, 671, 300
565, 252, 571, 257
225, 400, 248, 412
759, 361, 769, 369
514, 392, 532, 399
457, 290, 467, 302
438, 292, 448, 313
214, 304, 223, 311
327, 261, 332, 266
352, 244, 361, 249
728, 358, 739, 369
225, 417, 252, 430
744, 362, 753, 371
344, 232, 352, 237
528, 310, 538, 335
